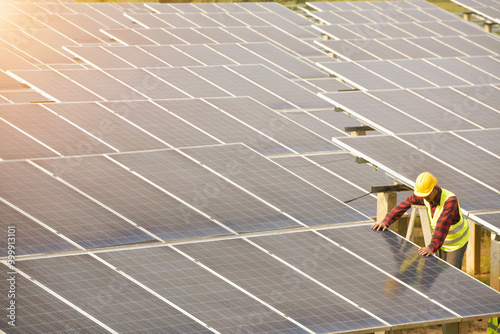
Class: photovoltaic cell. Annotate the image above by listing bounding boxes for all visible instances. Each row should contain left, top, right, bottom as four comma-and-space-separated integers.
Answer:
61, 69, 144, 101
407, 37, 467, 57
100, 100, 220, 148
190, 66, 296, 110
335, 135, 500, 211
194, 27, 243, 43
104, 45, 170, 68
463, 34, 500, 54
156, 99, 291, 155
474, 212, 500, 231
320, 91, 434, 134
411, 87, 500, 128
43, 102, 168, 152
0, 161, 154, 248
0, 48, 38, 70
153, 13, 199, 28
176, 238, 388, 333
319, 225, 500, 319
462, 56, 500, 78
9, 69, 102, 102
252, 26, 324, 57
0, 270, 106, 333
318, 61, 400, 90
0, 202, 76, 256
103, 69, 189, 100
371, 90, 480, 131
315, 40, 379, 61
378, 38, 438, 58
110, 149, 300, 233
102, 28, 157, 45
0, 121, 57, 160
140, 45, 204, 67
455, 85, 500, 112
180, 13, 222, 27
65, 46, 133, 69
15, 255, 212, 333
174, 45, 237, 66
205, 97, 341, 153
399, 132, 500, 192
281, 111, 345, 140
251, 231, 459, 328
271, 156, 376, 217
181, 144, 368, 226
229, 64, 332, 109
427, 58, 499, 85
98, 246, 307, 333
0, 104, 113, 156
454, 128, 500, 156
392, 59, 470, 87
35, 155, 231, 241
163, 28, 216, 44
359, 60, 435, 88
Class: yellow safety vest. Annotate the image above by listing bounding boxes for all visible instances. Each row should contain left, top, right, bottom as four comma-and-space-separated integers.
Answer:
424, 188, 470, 252
488, 317, 499, 334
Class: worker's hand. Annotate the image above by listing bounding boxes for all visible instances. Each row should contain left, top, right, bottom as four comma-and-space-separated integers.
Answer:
418, 246, 434, 257
371, 222, 388, 231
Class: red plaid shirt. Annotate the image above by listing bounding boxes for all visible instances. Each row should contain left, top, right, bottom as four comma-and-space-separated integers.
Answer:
382, 186, 460, 252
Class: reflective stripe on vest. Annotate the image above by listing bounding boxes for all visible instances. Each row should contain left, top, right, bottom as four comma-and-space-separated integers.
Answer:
424, 188, 470, 252
488, 317, 499, 334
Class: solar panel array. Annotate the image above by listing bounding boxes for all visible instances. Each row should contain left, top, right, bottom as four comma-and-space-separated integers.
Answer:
1, 0, 500, 332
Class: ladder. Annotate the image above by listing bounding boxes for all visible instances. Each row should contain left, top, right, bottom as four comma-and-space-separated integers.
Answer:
405, 205, 433, 245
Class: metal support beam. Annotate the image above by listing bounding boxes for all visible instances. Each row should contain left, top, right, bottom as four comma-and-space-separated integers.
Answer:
465, 221, 481, 275
492, 233, 500, 291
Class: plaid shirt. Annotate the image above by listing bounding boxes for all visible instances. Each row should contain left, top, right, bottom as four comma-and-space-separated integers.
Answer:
382, 186, 460, 253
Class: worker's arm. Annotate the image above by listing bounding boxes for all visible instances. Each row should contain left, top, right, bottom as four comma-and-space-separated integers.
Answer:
425, 196, 459, 254
371, 194, 422, 231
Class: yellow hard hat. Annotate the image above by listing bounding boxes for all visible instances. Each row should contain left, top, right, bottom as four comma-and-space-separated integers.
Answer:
414, 172, 438, 197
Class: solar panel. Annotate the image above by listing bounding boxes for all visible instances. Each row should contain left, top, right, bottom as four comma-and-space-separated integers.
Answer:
0, 90, 50, 104
102, 68, 189, 100
257, 12, 317, 39
399, 132, 500, 192
176, 238, 388, 333
0, 104, 114, 155
162, 28, 216, 44
411, 87, 500, 128
320, 91, 434, 134
205, 97, 341, 153
153, 13, 198, 28
61, 69, 145, 101
101, 28, 157, 45
359, 60, 436, 88
462, 56, 500, 78
271, 156, 376, 216
463, 34, 500, 54
125, 13, 175, 28
181, 144, 367, 226
0, 201, 76, 256
334, 135, 500, 211
180, 13, 222, 27
98, 246, 307, 333
35, 155, 231, 241
64, 46, 133, 69
454, 85, 500, 112
103, 45, 170, 68
109, 149, 300, 233
281, 111, 346, 140
319, 225, 500, 319
407, 37, 468, 57
377, 38, 438, 58
207, 43, 294, 78
474, 212, 500, 230
173, 44, 237, 65
203, 12, 247, 27
391, 59, 470, 87
134, 28, 187, 45
317, 61, 400, 90
454, 128, 500, 156
348, 39, 410, 59
31, 13, 104, 44
252, 26, 324, 57
139, 45, 203, 67
149, 67, 230, 98
250, 230, 461, 328
0, 47, 38, 70
100, 100, 220, 148
229, 64, 332, 109
0, 161, 155, 248
427, 58, 499, 85
371, 89, 480, 131
190, 66, 296, 110
303, 77, 354, 92
42, 102, 168, 152
193, 27, 243, 43
15, 255, 213, 333
155, 99, 291, 155
57, 12, 111, 42
0, 270, 106, 332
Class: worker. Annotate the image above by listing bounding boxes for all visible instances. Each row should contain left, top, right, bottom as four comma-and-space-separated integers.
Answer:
488, 317, 500, 333
371, 172, 470, 269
